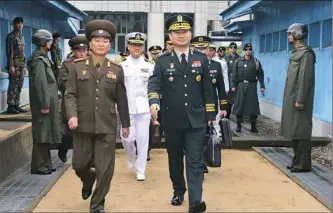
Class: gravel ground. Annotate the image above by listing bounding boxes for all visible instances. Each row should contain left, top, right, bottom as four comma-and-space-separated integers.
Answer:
243, 115, 332, 170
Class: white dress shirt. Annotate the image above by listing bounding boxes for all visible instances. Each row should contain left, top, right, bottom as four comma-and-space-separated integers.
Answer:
121, 55, 154, 114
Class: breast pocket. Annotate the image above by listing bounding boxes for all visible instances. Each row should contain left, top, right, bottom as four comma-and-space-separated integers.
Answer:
191, 68, 203, 83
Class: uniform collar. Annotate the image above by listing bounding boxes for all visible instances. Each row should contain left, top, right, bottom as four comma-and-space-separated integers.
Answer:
91, 54, 106, 67
128, 55, 144, 63
174, 47, 189, 62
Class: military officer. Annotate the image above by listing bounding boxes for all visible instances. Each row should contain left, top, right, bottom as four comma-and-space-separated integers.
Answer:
148, 14, 216, 213
64, 19, 130, 213
224, 42, 240, 118
162, 35, 173, 53
209, 44, 229, 95
231, 43, 265, 133
50, 32, 62, 79
120, 32, 154, 181
281, 23, 315, 173
27, 29, 61, 175
57, 34, 89, 163
6, 17, 27, 114
191, 36, 228, 174
148, 45, 162, 63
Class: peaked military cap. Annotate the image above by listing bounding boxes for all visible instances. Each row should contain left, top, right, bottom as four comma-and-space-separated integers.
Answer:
149, 45, 162, 54
229, 42, 237, 48
165, 36, 172, 45
68, 36, 89, 49
191, 36, 211, 48
218, 46, 226, 52
166, 14, 193, 31
13, 17, 23, 24
85, 19, 117, 41
243, 43, 253, 50
125, 32, 147, 45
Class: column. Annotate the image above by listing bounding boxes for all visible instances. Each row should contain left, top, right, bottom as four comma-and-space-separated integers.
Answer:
193, 1, 208, 36
147, 1, 164, 48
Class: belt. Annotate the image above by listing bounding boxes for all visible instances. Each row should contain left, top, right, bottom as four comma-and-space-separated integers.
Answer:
241, 79, 257, 83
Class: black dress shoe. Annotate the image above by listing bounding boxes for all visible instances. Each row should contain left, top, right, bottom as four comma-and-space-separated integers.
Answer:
171, 195, 184, 206
286, 165, 292, 170
31, 169, 52, 175
7, 106, 19, 114
82, 187, 93, 200
91, 209, 105, 213
48, 167, 56, 172
290, 168, 311, 173
189, 201, 206, 213
147, 152, 150, 161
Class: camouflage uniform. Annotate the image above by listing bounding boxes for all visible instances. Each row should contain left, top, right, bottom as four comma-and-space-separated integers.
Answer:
51, 35, 62, 79
6, 19, 27, 113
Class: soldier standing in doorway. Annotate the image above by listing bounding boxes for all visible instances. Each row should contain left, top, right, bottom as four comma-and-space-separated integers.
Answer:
6, 17, 27, 114
27, 29, 61, 175
51, 32, 62, 79
224, 42, 240, 118
148, 14, 216, 213
57, 34, 89, 163
231, 43, 265, 133
281, 23, 315, 173
65, 19, 130, 213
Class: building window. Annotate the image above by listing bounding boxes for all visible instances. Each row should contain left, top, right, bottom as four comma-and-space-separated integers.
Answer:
265, 33, 272, 53
279, 30, 287, 52
322, 19, 332, 48
272, 31, 279, 52
309, 22, 320, 48
259, 35, 265, 53
117, 35, 125, 53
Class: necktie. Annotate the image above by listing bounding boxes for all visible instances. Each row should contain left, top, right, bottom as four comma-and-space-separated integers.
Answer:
181, 53, 187, 70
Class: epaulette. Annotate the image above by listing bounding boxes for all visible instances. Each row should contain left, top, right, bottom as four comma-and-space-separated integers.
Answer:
158, 50, 171, 58
73, 57, 88, 63
108, 60, 121, 67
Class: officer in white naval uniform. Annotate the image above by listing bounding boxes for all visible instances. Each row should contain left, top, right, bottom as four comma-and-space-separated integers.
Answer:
209, 44, 229, 94
120, 32, 154, 181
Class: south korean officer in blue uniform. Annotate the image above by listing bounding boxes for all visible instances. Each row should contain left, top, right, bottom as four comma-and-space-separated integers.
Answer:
148, 14, 216, 213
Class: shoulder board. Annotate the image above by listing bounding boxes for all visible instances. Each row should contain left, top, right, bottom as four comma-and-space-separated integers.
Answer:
108, 60, 121, 67
73, 57, 88, 63
158, 50, 171, 58
192, 48, 205, 55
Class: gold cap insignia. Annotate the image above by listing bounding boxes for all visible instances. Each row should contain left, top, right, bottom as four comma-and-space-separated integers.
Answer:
135, 33, 141, 39
177, 15, 183, 22
196, 75, 201, 82
199, 37, 203, 42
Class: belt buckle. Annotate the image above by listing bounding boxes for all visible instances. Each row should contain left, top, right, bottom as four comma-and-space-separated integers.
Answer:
244, 80, 248, 83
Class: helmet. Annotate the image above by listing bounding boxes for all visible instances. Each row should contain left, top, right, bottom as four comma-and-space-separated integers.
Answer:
286, 23, 308, 40
32, 29, 53, 46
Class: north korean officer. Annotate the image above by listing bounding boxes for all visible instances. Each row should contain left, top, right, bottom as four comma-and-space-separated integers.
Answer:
64, 19, 130, 213
120, 32, 154, 181
148, 14, 216, 213
57, 34, 89, 163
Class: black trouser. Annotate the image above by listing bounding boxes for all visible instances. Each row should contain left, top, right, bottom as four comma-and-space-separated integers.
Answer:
236, 115, 257, 123
164, 126, 206, 205
291, 139, 312, 170
226, 103, 233, 119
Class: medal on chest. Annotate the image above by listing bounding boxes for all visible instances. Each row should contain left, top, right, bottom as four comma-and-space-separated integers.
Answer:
106, 71, 117, 80
196, 75, 201, 82
212, 78, 216, 84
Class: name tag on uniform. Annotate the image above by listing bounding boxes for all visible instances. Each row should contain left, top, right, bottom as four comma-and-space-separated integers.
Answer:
106, 71, 116, 80
209, 70, 217, 73
192, 61, 201, 68
141, 68, 149, 72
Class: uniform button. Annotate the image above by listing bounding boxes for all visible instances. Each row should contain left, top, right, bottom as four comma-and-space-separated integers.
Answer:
95, 107, 98, 109
96, 80, 99, 83
184, 75, 187, 78
184, 84, 187, 87
96, 97, 98, 100
184, 94, 187, 96
185, 103, 188, 106
96, 89, 99, 92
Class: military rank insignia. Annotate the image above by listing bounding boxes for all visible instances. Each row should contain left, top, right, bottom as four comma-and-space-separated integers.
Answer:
196, 75, 201, 82
106, 71, 116, 80
168, 76, 174, 82
82, 70, 87, 75
212, 78, 216, 84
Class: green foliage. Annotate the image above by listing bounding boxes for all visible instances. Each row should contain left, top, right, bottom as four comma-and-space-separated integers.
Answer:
225, 48, 243, 56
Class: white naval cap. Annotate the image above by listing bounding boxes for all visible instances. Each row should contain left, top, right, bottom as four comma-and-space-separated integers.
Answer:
209, 44, 218, 50
125, 32, 147, 45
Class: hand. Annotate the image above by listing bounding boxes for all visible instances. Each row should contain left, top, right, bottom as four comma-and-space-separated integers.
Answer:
260, 88, 265, 93
220, 110, 227, 117
68, 117, 78, 129
231, 87, 236, 92
295, 102, 304, 110
41, 108, 49, 114
122, 127, 130, 138
208, 120, 216, 125
9, 66, 15, 75
150, 104, 160, 120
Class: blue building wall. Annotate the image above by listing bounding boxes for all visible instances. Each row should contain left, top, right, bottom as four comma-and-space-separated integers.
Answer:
0, 0, 68, 110
241, 1, 332, 123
